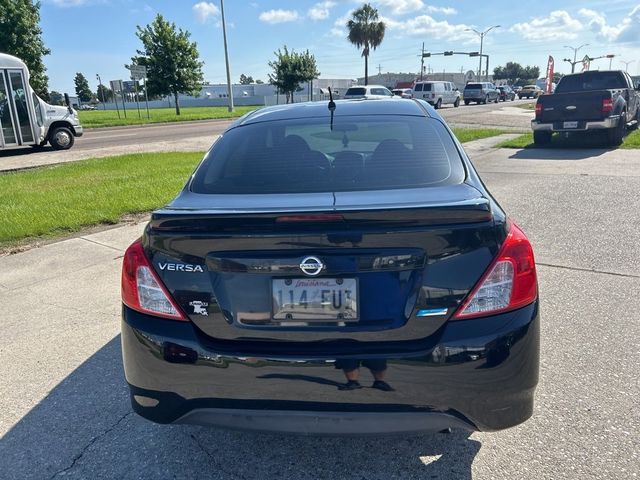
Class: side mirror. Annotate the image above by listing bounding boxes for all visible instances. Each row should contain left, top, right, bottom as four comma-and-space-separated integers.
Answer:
64, 93, 73, 114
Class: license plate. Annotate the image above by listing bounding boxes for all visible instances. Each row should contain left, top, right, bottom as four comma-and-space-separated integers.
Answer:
272, 278, 358, 321
563, 121, 578, 129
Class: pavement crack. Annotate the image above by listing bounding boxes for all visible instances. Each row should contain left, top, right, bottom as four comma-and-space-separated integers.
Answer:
189, 432, 247, 480
536, 262, 640, 279
48, 412, 133, 479
79, 236, 122, 252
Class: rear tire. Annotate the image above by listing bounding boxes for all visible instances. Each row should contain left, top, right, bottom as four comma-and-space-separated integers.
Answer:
533, 131, 552, 146
494, 96, 499, 104
464, 100, 470, 106
607, 115, 625, 146
434, 99, 442, 110
454, 97, 460, 108
482, 96, 488, 105
49, 126, 75, 150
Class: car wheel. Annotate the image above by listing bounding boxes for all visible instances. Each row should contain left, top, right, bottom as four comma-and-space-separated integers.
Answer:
464, 100, 470, 106
494, 96, 499, 104
483, 95, 488, 104
454, 97, 460, 108
607, 115, 625, 146
49, 126, 75, 150
533, 131, 552, 145
435, 99, 442, 109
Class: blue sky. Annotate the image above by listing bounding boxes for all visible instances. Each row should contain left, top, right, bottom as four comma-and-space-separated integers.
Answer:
39, 0, 640, 93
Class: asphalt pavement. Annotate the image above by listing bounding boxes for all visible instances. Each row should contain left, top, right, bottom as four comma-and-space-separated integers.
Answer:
0, 138, 638, 479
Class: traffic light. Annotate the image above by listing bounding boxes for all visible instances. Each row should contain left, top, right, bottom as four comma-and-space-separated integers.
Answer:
444, 51, 454, 56
469, 52, 479, 57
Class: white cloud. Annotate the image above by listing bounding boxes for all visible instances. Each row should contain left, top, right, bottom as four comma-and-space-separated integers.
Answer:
308, 1, 336, 20
382, 14, 476, 42
425, 5, 456, 15
579, 5, 640, 44
329, 9, 355, 37
193, 2, 220, 24
511, 10, 583, 41
375, 0, 424, 16
259, 9, 299, 24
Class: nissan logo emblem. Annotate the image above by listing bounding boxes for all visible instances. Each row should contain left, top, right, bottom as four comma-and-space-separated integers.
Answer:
299, 256, 324, 276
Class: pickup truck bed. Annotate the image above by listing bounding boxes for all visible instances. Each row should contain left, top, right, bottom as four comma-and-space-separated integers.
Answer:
531, 70, 640, 146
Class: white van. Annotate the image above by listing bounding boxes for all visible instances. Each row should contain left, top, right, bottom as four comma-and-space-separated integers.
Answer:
412, 81, 461, 109
1, 52, 83, 150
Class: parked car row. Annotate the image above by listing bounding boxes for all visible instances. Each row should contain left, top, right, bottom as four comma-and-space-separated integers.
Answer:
345, 81, 532, 108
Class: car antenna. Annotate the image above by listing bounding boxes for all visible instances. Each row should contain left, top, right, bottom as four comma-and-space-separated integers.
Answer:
328, 87, 336, 131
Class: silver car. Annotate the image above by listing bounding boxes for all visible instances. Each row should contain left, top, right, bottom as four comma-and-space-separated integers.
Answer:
343, 85, 395, 99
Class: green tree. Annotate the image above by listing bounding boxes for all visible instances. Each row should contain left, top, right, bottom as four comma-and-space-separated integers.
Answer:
74, 73, 93, 103
268, 46, 320, 104
494, 62, 541, 85
239, 74, 254, 85
346, 3, 385, 86
96, 84, 113, 103
0, 0, 50, 97
132, 14, 204, 115
49, 90, 64, 106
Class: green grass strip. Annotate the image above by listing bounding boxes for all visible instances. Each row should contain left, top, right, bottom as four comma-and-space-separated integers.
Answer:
452, 128, 508, 143
0, 152, 203, 246
78, 106, 257, 128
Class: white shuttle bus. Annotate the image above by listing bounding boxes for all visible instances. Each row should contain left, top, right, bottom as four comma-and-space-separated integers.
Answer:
0, 53, 83, 150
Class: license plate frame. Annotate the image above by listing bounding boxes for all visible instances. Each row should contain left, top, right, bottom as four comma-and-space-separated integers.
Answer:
563, 121, 578, 129
272, 278, 358, 322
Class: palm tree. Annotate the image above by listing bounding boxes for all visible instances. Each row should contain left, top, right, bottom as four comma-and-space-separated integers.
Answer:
347, 4, 386, 86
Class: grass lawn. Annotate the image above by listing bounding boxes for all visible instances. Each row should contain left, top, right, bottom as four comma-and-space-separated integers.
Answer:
0, 152, 203, 247
497, 129, 640, 149
452, 128, 508, 143
515, 103, 536, 110
78, 106, 258, 128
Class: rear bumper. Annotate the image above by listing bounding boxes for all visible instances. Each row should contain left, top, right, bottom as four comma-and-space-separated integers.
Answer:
121, 301, 539, 434
532, 116, 619, 132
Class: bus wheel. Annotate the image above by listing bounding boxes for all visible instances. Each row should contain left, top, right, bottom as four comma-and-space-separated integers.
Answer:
49, 126, 75, 150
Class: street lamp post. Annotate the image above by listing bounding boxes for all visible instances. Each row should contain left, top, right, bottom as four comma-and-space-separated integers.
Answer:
220, 0, 234, 112
96, 74, 106, 110
465, 25, 500, 80
621, 60, 635, 72
563, 44, 589, 73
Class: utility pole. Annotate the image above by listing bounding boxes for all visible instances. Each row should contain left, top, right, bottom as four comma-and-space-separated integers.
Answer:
220, 0, 234, 112
465, 25, 500, 79
563, 44, 589, 73
420, 42, 425, 80
377, 64, 382, 75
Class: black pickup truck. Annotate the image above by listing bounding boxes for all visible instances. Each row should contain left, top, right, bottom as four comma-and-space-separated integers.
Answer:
531, 70, 640, 145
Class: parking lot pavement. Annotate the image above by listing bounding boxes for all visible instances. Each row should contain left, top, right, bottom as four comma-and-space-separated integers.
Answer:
1, 146, 639, 479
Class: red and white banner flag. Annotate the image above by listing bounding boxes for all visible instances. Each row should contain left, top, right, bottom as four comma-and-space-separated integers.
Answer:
545, 56, 554, 94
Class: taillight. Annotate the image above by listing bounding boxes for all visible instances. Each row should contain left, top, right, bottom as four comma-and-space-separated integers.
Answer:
452, 221, 537, 320
602, 98, 613, 114
121, 239, 187, 321
535, 102, 542, 118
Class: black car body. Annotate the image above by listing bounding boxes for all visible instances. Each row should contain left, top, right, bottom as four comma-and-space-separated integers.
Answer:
532, 70, 640, 145
121, 99, 540, 435
497, 86, 516, 102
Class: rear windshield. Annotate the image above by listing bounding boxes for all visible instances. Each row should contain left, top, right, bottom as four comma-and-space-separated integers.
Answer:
555, 72, 627, 93
345, 87, 366, 96
465, 83, 482, 89
191, 115, 465, 194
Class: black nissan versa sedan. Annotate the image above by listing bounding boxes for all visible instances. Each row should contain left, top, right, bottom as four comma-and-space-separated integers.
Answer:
121, 98, 539, 435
